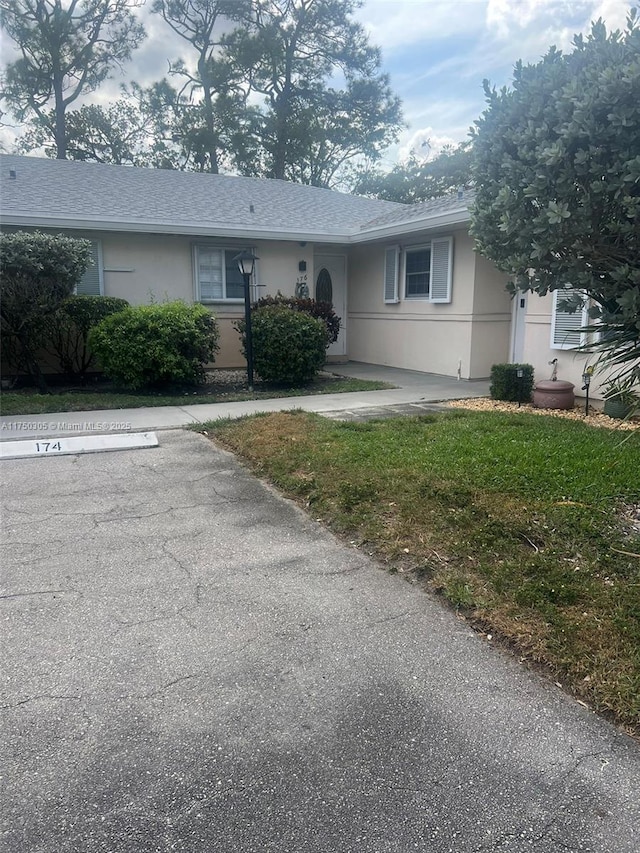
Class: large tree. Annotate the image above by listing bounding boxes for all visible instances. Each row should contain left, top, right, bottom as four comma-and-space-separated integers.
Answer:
18, 98, 152, 164
0, 0, 145, 159
470, 14, 640, 380
151, 0, 252, 173
227, 0, 403, 186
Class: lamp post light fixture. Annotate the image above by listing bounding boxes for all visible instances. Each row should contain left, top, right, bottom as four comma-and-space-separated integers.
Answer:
233, 250, 259, 390
582, 365, 594, 416
516, 366, 524, 407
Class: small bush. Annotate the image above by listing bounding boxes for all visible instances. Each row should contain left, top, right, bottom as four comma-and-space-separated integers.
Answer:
236, 306, 327, 385
490, 363, 534, 402
47, 295, 130, 377
255, 293, 340, 346
89, 301, 219, 390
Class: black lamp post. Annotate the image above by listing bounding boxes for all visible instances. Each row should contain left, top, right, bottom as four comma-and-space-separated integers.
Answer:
516, 367, 524, 407
233, 250, 259, 390
582, 366, 593, 416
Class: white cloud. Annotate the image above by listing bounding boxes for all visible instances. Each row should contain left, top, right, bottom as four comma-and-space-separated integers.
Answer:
357, 0, 486, 51
398, 127, 459, 161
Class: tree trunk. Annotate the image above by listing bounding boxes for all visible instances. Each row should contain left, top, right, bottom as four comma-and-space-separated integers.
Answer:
199, 57, 219, 174
271, 51, 293, 180
17, 331, 49, 394
53, 74, 67, 159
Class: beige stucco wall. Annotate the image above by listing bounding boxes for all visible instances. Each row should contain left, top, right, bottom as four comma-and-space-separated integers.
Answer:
2, 225, 513, 378
347, 230, 511, 379
521, 291, 611, 398
97, 233, 316, 368
468, 252, 512, 378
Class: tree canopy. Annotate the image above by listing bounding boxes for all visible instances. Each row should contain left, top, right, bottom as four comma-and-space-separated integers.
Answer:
0, 0, 146, 159
470, 13, 640, 380
225, 0, 402, 185
354, 143, 472, 203
1, 0, 403, 188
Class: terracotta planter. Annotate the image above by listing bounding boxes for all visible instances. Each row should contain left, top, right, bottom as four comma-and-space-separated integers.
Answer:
532, 379, 575, 410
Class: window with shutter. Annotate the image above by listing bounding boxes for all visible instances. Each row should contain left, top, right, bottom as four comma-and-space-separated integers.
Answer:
76, 241, 103, 296
429, 237, 453, 303
398, 237, 453, 303
551, 288, 588, 349
384, 246, 400, 303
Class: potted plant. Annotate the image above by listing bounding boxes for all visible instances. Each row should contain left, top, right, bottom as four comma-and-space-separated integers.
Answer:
602, 378, 640, 420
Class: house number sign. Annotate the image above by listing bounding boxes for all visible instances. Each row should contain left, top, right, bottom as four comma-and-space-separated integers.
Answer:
295, 274, 309, 298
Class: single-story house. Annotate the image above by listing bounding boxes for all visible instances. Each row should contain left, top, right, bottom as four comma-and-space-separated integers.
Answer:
0, 154, 598, 392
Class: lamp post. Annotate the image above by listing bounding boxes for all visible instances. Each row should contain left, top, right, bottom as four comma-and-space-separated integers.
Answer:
582, 365, 594, 416
233, 250, 259, 390
516, 367, 524, 408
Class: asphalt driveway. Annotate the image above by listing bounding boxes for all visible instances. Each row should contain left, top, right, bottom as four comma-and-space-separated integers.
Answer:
1, 429, 639, 852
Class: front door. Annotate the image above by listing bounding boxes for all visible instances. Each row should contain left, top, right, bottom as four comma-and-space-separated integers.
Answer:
314, 254, 346, 357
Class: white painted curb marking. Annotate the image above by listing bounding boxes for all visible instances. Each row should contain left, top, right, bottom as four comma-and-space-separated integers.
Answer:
0, 432, 159, 460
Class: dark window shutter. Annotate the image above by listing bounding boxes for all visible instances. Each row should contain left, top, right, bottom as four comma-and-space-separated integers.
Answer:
77, 241, 102, 296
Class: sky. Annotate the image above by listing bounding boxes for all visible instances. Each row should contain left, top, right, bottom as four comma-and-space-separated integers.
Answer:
0, 0, 635, 168
354, 0, 634, 164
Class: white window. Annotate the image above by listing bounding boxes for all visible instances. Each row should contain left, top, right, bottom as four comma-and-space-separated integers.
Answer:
388, 236, 453, 304
550, 288, 589, 349
405, 245, 431, 298
194, 246, 249, 302
76, 240, 103, 296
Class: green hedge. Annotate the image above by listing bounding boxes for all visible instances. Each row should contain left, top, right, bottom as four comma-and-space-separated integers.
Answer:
254, 294, 341, 345
490, 363, 534, 402
47, 295, 130, 377
236, 306, 327, 385
89, 301, 219, 390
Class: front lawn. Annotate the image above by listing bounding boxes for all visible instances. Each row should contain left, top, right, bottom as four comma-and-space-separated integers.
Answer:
0, 371, 391, 416
205, 409, 640, 735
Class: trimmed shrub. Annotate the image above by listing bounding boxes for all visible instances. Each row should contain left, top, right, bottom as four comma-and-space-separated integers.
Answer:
255, 293, 340, 346
89, 301, 219, 390
236, 306, 327, 385
46, 295, 130, 377
490, 363, 534, 402
0, 231, 93, 391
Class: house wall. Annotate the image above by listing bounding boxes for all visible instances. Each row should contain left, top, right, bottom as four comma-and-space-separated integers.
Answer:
521, 291, 609, 398
1, 225, 345, 372
347, 230, 511, 379
80, 232, 314, 369
468, 252, 512, 378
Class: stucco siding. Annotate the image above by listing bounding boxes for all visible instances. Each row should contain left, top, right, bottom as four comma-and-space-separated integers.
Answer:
101, 233, 193, 304
98, 234, 316, 369
521, 291, 605, 396
348, 316, 473, 376
468, 252, 512, 377
347, 230, 488, 378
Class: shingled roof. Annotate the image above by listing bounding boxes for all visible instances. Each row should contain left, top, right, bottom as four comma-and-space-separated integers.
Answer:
0, 154, 472, 243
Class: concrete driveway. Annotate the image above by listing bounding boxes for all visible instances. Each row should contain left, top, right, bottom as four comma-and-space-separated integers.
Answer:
1, 430, 639, 852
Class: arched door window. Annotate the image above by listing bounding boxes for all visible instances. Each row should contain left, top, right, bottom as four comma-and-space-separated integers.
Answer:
316, 267, 333, 305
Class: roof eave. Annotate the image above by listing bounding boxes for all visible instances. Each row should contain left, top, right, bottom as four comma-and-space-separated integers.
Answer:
0, 206, 471, 244
0, 214, 354, 244
351, 208, 471, 243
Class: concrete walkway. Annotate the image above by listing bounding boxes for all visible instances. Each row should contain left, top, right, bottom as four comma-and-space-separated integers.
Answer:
0, 363, 490, 440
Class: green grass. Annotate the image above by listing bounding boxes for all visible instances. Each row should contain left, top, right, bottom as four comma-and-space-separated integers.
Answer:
204, 409, 640, 735
0, 376, 390, 416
